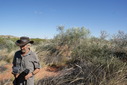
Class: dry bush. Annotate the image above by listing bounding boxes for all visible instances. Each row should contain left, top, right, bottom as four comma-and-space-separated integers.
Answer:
37, 57, 127, 85
37, 29, 127, 85
35, 27, 90, 66
110, 31, 127, 61
0, 48, 16, 64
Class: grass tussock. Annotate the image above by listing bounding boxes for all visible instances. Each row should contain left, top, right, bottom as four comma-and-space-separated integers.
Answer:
37, 58, 127, 85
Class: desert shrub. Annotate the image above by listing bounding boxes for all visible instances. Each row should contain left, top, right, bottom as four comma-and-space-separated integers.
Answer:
0, 49, 16, 63
54, 26, 90, 46
71, 37, 112, 63
37, 57, 127, 85
9, 37, 18, 42
36, 26, 90, 66
111, 31, 127, 48
37, 29, 127, 85
100, 30, 109, 40
36, 40, 71, 66
31, 38, 47, 45
110, 31, 127, 61
0, 37, 18, 64
0, 38, 7, 49
0, 37, 17, 51
5, 40, 16, 52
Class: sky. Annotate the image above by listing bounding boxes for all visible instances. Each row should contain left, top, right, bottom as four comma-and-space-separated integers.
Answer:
0, 0, 127, 39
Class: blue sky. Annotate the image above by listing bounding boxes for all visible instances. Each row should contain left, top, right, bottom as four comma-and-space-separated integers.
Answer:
0, 0, 127, 39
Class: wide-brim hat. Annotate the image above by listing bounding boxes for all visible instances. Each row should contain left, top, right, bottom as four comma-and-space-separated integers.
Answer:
15, 36, 34, 46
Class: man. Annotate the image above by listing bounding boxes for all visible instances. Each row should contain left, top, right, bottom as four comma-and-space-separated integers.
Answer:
12, 36, 40, 85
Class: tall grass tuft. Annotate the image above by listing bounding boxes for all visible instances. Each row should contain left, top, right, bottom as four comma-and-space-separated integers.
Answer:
37, 57, 127, 85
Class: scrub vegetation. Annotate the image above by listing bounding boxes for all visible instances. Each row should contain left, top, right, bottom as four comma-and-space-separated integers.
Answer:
0, 27, 127, 85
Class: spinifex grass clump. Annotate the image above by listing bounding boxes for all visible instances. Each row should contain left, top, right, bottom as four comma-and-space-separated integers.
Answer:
37, 57, 127, 85
0, 37, 18, 64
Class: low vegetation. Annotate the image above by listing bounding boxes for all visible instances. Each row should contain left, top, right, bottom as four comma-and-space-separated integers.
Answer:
0, 27, 127, 85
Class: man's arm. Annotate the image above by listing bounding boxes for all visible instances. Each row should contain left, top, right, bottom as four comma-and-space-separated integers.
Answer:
12, 52, 20, 78
25, 68, 40, 80
31, 68, 40, 75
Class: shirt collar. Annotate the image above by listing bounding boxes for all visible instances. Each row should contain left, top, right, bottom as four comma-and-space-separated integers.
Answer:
21, 50, 32, 57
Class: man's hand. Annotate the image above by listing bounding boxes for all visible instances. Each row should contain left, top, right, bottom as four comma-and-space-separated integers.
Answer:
15, 74, 19, 78
25, 68, 40, 80
12, 73, 19, 78
25, 73, 33, 80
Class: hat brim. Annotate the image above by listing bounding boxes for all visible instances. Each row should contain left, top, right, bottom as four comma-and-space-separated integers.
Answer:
16, 40, 34, 46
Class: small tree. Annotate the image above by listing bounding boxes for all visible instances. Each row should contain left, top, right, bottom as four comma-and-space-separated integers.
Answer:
100, 30, 109, 40
41, 26, 90, 66
111, 30, 127, 48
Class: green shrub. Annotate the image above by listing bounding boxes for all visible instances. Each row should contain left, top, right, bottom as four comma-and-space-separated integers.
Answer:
31, 38, 47, 45
37, 26, 90, 66
0, 37, 17, 51
37, 28, 127, 85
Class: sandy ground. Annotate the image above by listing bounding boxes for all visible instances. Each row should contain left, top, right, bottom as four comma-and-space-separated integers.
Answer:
0, 64, 61, 85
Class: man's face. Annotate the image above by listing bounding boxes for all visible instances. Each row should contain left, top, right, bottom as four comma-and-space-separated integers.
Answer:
20, 44, 29, 53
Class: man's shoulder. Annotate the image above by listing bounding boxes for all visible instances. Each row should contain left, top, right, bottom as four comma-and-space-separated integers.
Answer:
29, 51, 39, 60
15, 50, 21, 54
30, 51, 37, 56
14, 50, 22, 57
